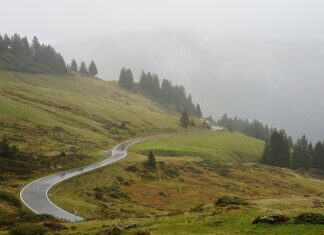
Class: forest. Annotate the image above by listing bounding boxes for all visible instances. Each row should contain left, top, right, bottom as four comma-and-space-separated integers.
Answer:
118, 68, 202, 117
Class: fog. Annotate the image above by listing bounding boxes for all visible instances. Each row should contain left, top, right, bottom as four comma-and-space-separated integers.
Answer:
2, 0, 324, 140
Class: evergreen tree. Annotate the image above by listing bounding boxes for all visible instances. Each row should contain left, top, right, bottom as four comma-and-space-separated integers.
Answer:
292, 135, 312, 169
180, 111, 190, 128
313, 141, 324, 170
196, 104, 202, 118
31, 36, 41, 62
79, 61, 88, 75
70, 59, 78, 72
21, 36, 32, 56
261, 129, 290, 167
118, 67, 134, 90
88, 60, 98, 76
145, 151, 157, 169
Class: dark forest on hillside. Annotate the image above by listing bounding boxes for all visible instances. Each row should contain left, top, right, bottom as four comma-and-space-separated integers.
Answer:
118, 67, 202, 117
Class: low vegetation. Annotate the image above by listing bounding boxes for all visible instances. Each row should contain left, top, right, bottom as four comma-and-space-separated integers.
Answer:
48, 130, 324, 234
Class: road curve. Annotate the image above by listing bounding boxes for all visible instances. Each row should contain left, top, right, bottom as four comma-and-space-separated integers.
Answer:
20, 136, 154, 222
20, 127, 222, 222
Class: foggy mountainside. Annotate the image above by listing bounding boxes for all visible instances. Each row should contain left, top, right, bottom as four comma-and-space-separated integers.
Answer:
57, 31, 324, 140
2, 1, 324, 234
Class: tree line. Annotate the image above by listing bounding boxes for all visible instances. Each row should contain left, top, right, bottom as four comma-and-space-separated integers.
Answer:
68, 59, 98, 76
118, 67, 202, 118
0, 34, 67, 74
262, 131, 324, 171
216, 113, 324, 171
0, 33, 99, 76
217, 114, 279, 141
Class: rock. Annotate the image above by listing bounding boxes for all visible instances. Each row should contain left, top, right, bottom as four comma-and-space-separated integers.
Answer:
106, 226, 123, 235
252, 214, 289, 224
124, 223, 137, 229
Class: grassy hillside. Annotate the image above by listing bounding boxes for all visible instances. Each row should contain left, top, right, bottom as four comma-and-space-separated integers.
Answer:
0, 70, 204, 232
0, 70, 198, 156
131, 130, 264, 163
51, 130, 264, 218
48, 131, 324, 234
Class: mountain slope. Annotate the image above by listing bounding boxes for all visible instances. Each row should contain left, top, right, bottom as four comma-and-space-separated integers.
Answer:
0, 70, 196, 156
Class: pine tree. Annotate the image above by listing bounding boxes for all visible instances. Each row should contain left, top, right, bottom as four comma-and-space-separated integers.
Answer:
261, 129, 290, 167
21, 36, 32, 56
79, 61, 88, 75
118, 67, 134, 90
196, 104, 202, 118
88, 60, 98, 76
70, 59, 78, 72
180, 111, 190, 128
31, 36, 41, 62
292, 135, 311, 169
145, 151, 157, 169
313, 141, 324, 170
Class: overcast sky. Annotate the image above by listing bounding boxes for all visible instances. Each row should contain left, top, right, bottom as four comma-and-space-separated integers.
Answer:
2, 0, 324, 43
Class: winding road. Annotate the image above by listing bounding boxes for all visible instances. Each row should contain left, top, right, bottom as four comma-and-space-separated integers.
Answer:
20, 127, 222, 222
20, 136, 154, 222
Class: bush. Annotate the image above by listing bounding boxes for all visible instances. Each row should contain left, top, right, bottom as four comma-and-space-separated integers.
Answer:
0, 191, 21, 208
294, 213, 324, 224
17, 209, 56, 223
10, 223, 48, 235
143, 151, 157, 170
215, 196, 248, 207
43, 221, 67, 231
159, 161, 180, 178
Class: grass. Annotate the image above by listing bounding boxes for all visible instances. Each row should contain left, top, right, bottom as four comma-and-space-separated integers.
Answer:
48, 130, 324, 234
0, 70, 204, 232
131, 130, 264, 163
0, 70, 200, 156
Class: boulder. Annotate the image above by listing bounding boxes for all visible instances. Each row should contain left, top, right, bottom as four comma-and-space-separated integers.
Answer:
252, 214, 289, 224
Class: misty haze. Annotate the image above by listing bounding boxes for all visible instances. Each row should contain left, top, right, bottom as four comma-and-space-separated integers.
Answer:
1, 1, 324, 234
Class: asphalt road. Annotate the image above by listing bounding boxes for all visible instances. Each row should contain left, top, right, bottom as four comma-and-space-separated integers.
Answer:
20, 136, 153, 222
20, 127, 222, 222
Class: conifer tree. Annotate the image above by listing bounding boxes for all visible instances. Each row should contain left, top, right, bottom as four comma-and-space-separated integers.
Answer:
89, 60, 98, 76
292, 135, 311, 169
70, 59, 78, 72
261, 129, 290, 167
196, 104, 202, 118
313, 141, 324, 170
180, 111, 190, 128
31, 36, 41, 62
118, 67, 134, 90
145, 151, 157, 169
79, 61, 88, 75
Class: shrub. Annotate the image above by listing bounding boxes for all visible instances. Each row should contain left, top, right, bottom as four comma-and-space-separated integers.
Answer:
215, 196, 248, 207
17, 209, 56, 223
143, 151, 157, 170
43, 221, 67, 231
294, 213, 324, 224
10, 223, 48, 235
0, 191, 21, 208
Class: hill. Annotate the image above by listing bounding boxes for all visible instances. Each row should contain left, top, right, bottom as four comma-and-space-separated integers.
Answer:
0, 70, 199, 157
0, 70, 204, 231
49, 130, 324, 234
